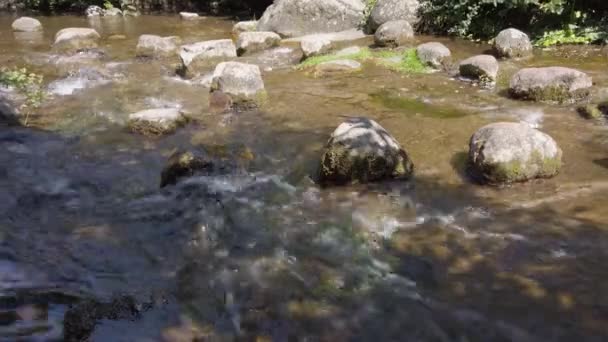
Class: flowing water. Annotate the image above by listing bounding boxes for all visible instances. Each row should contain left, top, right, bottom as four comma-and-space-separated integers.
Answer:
1, 14, 608, 341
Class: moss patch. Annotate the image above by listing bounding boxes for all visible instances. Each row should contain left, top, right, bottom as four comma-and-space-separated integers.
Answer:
510, 85, 590, 104
298, 48, 430, 74
370, 90, 469, 119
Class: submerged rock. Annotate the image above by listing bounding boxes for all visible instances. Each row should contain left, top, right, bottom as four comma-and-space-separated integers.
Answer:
136, 35, 181, 59
468, 122, 562, 184
12, 17, 42, 32
64, 295, 153, 342
160, 150, 215, 187
319, 117, 414, 186
257, 0, 366, 37
179, 39, 237, 76
301, 36, 332, 58
53, 28, 101, 54
416, 42, 451, 69
369, 0, 420, 31
210, 62, 266, 110
578, 103, 608, 119
458, 55, 499, 83
313, 59, 362, 77
374, 20, 414, 47
236, 31, 281, 56
493, 28, 533, 58
239, 46, 304, 70
128, 108, 188, 136
509, 67, 592, 103
0, 88, 24, 124
232, 20, 258, 36
179, 12, 199, 20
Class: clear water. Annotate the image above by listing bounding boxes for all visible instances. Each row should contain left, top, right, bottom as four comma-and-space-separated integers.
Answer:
1, 14, 608, 341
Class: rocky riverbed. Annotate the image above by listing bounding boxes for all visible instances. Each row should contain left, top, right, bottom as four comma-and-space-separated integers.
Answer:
0, 6, 608, 341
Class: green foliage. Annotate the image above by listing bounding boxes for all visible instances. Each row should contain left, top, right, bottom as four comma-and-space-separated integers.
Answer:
103, 1, 114, 10
418, 0, 608, 42
0, 67, 45, 123
535, 26, 603, 46
298, 48, 430, 74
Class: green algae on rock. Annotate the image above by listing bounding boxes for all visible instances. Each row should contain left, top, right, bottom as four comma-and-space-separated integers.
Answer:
468, 122, 562, 184
319, 117, 414, 186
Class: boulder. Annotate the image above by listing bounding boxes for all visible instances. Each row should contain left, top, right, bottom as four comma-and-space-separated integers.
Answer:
236, 31, 281, 56
301, 36, 332, 58
319, 117, 414, 186
257, 0, 366, 38
12, 17, 42, 32
210, 62, 266, 110
136, 35, 181, 59
313, 59, 361, 77
128, 108, 188, 136
416, 42, 451, 69
53, 28, 101, 54
180, 12, 199, 20
369, 0, 420, 31
374, 20, 414, 47
179, 39, 237, 76
493, 28, 533, 58
239, 46, 304, 70
468, 122, 562, 184
160, 150, 214, 187
85, 5, 104, 17
509, 67, 592, 103
459, 55, 499, 83
232, 21, 258, 36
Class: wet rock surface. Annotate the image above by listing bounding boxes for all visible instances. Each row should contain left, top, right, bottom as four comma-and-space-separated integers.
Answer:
468, 122, 562, 184
136, 34, 181, 59
236, 31, 281, 56
210, 61, 266, 110
493, 28, 533, 58
53, 28, 101, 54
509, 67, 593, 103
128, 108, 188, 136
417, 42, 451, 69
459, 54, 499, 83
11, 17, 42, 32
374, 20, 414, 47
179, 39, 237, 76
369, 0, 420, 30
319, 117, 414, 185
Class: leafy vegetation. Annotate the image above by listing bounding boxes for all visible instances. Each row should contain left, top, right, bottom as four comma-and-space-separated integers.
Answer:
298, 48, 430, 74
0, 67, 45, 124
418, 0, 608, 44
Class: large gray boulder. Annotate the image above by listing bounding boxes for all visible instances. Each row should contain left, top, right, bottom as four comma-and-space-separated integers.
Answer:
128, 108, 188, 136
53, 28, 101, 53
210, 62, 266, 110
459, 55, 499, 83
493, 28, 533, 58
12, 17, 42, 32
374, 20, 414, 47
416, 42, 451, 69
257, 0, 366, 38
369, 0, 420, 31
319, 117, 414, 186
236, 31, 281, 56
509, 67, 592, 103
136, 35, 181, 59
179, 39, 237, 76
468, 122, 562, 184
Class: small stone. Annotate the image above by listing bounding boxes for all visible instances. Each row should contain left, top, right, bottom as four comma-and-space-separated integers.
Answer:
232, 20, 258, 36
319, 117, 414, 186
180, 12, 199, 20
493, 28, 533, 58
53, 28, 101, 54
459, 55, 499, 83
236, 31, 281, 56
468, 122, 562, 184
210, 62, 266, 110
12, 17, 43, 32
374, 20, 414, 47
128, 108, 188, 136
301, 36, 332, 58
416, 42, 451, 69
509, 67, 592, 103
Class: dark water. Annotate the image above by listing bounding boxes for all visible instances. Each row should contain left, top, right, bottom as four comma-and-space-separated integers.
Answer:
1, 14, 608, 341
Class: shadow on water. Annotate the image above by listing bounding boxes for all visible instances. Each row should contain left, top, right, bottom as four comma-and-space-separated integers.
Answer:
1, 110, 608, 341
